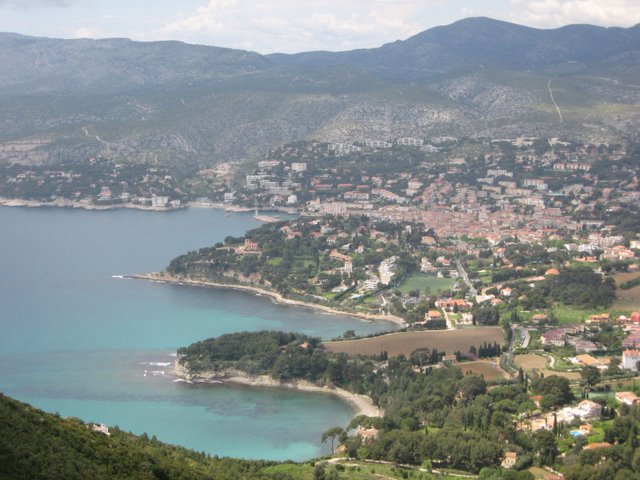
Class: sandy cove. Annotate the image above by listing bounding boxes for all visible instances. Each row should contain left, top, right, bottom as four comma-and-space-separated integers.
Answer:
174, 361, 383, 418
129, 272, 406, 327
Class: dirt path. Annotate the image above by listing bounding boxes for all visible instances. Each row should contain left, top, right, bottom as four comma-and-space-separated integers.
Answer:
548, 79, 564, 123
82, 126, 110, 146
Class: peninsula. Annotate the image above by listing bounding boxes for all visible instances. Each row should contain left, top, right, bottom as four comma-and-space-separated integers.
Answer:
131, 271, 405, 326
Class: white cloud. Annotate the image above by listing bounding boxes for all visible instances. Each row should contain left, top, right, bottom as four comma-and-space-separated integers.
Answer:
156, 0, 430, 53
72, 26, 98, 38
507, 0, 640, 28
0, 0, 75, 7
164, 0, 237, 35
461, 7, 475, 18
37, 0, 638, 54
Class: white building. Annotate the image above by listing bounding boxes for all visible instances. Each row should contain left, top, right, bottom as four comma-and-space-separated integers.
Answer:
623, 350, 640, 371
151, 195, 169, 207
555, 400, 602, 423
420, 257, 437, 273
396, 137, 424, 147
319, 202, 348, 216
379, 256, 398, 285
344, 260, 353, 275
258, 160, 280, 170
615, 391, 639, 406
91, 423, 111, 436
362, 278, 380, 291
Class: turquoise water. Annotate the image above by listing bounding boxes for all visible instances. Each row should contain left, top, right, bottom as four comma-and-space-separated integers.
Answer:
0, 206, 395, 460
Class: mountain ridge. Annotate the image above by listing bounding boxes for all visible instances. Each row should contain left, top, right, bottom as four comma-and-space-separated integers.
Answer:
268, 17, 640, 80
0, 17, 638, 167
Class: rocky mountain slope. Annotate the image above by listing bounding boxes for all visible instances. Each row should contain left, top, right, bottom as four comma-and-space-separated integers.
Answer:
0, 18, 638, 168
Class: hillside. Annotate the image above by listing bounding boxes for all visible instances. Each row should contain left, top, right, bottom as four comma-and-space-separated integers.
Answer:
0, 393, 277, 480
270, 18, 640, 80
0, 18, 639, 168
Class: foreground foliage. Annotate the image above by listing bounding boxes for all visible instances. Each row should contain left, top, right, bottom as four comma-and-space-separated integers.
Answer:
0, 393, 277, 480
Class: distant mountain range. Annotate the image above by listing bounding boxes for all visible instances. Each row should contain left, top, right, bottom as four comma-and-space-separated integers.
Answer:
271, 17, 640, 80
0, 17, 638, 167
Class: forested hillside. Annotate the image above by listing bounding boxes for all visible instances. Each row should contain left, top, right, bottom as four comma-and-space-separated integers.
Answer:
0, 393, 276, 480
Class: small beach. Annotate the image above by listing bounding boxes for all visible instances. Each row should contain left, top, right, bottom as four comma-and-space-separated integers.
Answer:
174, 362, 383, 418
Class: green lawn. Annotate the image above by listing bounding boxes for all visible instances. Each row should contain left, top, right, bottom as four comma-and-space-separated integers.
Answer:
399, 274, 456, 296
550, 304, 628, 325
585, 420, 612, 443
528, 466, 550, 479
551, 305, 603, 325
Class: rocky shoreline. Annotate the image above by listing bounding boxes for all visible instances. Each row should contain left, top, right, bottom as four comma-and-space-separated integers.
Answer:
0, 197, 296, 219
174, 361, 383, 418
129, 272, 406, 327
0, 197, 185, 212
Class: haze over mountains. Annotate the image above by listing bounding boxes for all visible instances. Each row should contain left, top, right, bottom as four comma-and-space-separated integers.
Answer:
1, 17, 639, 167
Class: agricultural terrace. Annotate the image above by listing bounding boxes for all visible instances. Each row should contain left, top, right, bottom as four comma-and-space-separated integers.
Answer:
324, 327, 504, 357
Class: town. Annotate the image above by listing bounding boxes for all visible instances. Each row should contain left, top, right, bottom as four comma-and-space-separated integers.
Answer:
4, 133, 640, 479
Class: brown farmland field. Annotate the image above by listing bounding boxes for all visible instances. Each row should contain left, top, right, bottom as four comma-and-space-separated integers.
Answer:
513, 354, 548, 370
324, 327, 504, 357
614, 272, 640, 310
513, 354, 580, 381
458, 360, 510, 381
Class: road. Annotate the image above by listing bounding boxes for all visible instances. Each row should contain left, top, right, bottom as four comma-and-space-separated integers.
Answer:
456, 260, 477, 297
442, 307, 454, 330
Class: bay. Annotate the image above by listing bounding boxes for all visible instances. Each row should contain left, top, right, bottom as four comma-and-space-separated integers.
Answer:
0, 206, 395, 460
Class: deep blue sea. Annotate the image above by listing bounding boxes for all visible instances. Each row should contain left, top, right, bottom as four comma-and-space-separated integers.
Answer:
0, 206, 395, 460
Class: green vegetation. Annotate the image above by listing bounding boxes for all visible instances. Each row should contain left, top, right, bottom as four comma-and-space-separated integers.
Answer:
167, 217, 446, 323
179, 331, 377, 393
0, 392, 459, 480
0, 159, 191, 205
176, 332, 524, 474
521, 268, 616, 310
0, 393, 279, 480
398, 274, 455, 296
620, 275, 640, 290
530, 375, 574, 409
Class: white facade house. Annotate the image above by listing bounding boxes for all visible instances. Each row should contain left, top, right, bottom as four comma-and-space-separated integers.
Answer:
379, 256, 398, 285
623, 350, 640, 371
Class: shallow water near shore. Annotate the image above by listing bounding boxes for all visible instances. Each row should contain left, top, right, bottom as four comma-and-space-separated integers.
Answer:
0, 206, 396, 460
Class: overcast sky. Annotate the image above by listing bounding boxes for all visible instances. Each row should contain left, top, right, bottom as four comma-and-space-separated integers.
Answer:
1, 0, 639, 53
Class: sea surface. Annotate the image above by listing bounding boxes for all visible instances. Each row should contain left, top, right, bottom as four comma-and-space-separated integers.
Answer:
0, 206, 396, 460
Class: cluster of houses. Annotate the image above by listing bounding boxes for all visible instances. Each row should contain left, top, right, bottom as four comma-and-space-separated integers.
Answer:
535, 311, 640, 375
232, 137, 637, 252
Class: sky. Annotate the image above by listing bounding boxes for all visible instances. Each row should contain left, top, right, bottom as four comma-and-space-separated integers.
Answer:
0, 0, 639, 54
